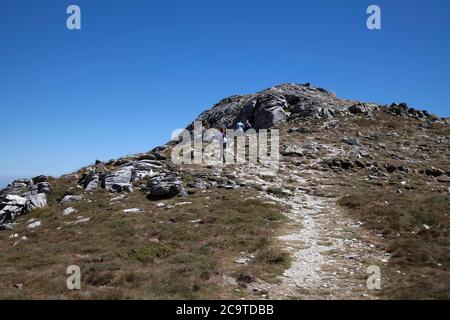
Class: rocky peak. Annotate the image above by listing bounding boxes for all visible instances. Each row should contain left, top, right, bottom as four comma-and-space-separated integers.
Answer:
188, 83, 358, 130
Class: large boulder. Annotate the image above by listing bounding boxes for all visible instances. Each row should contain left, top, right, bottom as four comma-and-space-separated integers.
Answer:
253, 95, 288, 129
147, 172, 186, 200
0, 195, 29, 225
348, 103, 374, 116
131, 160, 162, 181
79, 171, 100, 191
26, 193, 47, 210
103, 166, 133, 191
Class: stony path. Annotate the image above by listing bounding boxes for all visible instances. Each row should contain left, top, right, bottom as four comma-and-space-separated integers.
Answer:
234, 164, 388, 300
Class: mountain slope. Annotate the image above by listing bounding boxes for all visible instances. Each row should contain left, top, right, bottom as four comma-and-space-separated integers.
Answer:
0, 83, 449, 299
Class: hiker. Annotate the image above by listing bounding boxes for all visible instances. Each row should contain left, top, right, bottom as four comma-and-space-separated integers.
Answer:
244, 120, 252, 131
235, 121, 245, 136
219, 128, 227, 162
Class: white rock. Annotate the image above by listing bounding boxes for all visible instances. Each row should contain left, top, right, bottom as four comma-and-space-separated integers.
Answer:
5, 195, 28, 206
74, 217, 90, 224
110, 195, 125, 202
27, 221, 41, 229
60, 195, 84, 204
123, 208, 143, 214
27, 193, 47, 209
175, 202, 192, 206
63, 207, 77, 215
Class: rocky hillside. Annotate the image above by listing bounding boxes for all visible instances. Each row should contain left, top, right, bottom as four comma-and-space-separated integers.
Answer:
0, 83, 449, 299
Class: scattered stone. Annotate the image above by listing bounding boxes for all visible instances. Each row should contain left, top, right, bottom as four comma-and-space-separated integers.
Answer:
342, 137, 360, 146
175, 202, 192, 206
281, 144, 303, 157
425, 167, 445, 177
110, 195, 126, 202
343, 253, 360, 260
234, 257, 250, 265
110, 183, 133, 193
384, 164, 396, 173
123, 208, 143, 214
27, 220, 41, 229
74, 217, 90, 224
63, 207, 77, 216
60, 195, 84, 204
13, 283, 24, 289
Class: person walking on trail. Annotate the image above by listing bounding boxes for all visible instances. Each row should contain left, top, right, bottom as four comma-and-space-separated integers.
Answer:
244, 120, 252, 130
235, 121, 245, 136
236, 121, 245, 131
219, 128, 227, 163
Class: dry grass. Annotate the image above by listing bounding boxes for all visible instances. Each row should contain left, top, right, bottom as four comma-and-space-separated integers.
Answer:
279, 110, 450, 299
0, 176, 288, 299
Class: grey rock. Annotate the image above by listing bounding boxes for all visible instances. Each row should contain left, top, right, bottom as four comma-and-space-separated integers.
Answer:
384, 164, 396, 173
63, 207, 77, 215
103, 166, 133, 190
110, 183, 134, 193
27, 220, 41, 229
297, 127, 311, 134
281, 144, 304, 157
342, 137, 360, 146
253, 95, 288, 129
147, 172, 186, 200
325, 158, 354, 170
349, 103, 373, 116
425, 167, 445, 177
26, 193, 47, 210
60, 195, 84, 204
188, 83, 355, 131
79, 171, 100, 191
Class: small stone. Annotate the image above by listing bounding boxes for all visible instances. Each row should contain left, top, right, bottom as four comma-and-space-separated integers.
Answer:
123, 208, 143, 214
14, 283, 24, 289
63, 207, 77, 216
74, 217, 90, 224
27, 221, 41, 229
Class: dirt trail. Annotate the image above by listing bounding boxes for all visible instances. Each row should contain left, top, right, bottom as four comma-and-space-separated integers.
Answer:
234, 164, 387, 300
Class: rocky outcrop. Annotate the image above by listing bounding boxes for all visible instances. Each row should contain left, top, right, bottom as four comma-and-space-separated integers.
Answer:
188, 83, 356, 130
0, 176, 51, 229
385, 103, 439, 121
78, 159, 163, 193
146, 172, 186, 200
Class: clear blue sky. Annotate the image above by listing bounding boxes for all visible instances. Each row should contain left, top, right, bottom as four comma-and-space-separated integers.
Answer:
1, 0, 449, 184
